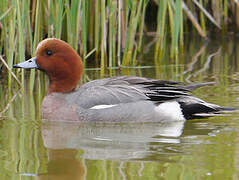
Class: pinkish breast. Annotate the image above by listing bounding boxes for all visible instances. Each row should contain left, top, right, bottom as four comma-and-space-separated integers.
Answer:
41, 93, 79, 121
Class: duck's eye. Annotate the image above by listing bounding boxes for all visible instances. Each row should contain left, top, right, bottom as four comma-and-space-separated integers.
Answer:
46, 50, 53, 56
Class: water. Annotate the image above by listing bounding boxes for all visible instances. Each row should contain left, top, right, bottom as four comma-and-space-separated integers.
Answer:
1, 36, 239, 179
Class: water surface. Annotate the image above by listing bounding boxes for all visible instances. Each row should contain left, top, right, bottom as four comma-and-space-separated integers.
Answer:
1, 36, 239, 179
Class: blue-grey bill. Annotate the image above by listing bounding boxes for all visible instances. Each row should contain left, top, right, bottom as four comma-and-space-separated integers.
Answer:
13, 57, 38, 69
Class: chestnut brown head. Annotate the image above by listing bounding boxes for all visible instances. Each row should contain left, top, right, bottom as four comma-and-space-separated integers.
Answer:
14, 38, 83, 93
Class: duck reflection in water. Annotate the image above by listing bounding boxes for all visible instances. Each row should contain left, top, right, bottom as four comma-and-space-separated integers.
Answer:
37, 149, 85, 180
40, 120, 184, 161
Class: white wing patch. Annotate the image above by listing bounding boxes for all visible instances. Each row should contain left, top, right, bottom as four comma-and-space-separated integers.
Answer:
90, 104, 118, 110
154, 101, 185, 121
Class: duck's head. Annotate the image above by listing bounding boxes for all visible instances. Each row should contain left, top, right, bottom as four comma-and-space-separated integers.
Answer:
14, 38, 83, 93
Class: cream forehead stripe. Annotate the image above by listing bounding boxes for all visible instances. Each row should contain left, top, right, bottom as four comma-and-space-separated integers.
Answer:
36, 38, 59, 52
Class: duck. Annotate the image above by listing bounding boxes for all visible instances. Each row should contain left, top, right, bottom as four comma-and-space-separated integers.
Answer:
13, 38, 236, 122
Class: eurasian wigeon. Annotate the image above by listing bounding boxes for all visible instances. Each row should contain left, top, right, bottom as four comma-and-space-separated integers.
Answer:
13, 38, 236, 122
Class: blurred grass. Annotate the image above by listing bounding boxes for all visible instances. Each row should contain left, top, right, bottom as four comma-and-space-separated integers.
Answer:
0, 0, 239, 91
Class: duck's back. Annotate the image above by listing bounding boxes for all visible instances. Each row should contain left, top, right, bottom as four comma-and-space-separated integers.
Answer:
66, 76, 189, 109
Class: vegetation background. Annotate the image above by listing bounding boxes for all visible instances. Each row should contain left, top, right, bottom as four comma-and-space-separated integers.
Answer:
0, 0, 239, 91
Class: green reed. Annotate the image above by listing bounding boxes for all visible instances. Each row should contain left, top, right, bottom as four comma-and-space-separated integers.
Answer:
0, 0, 239, 92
